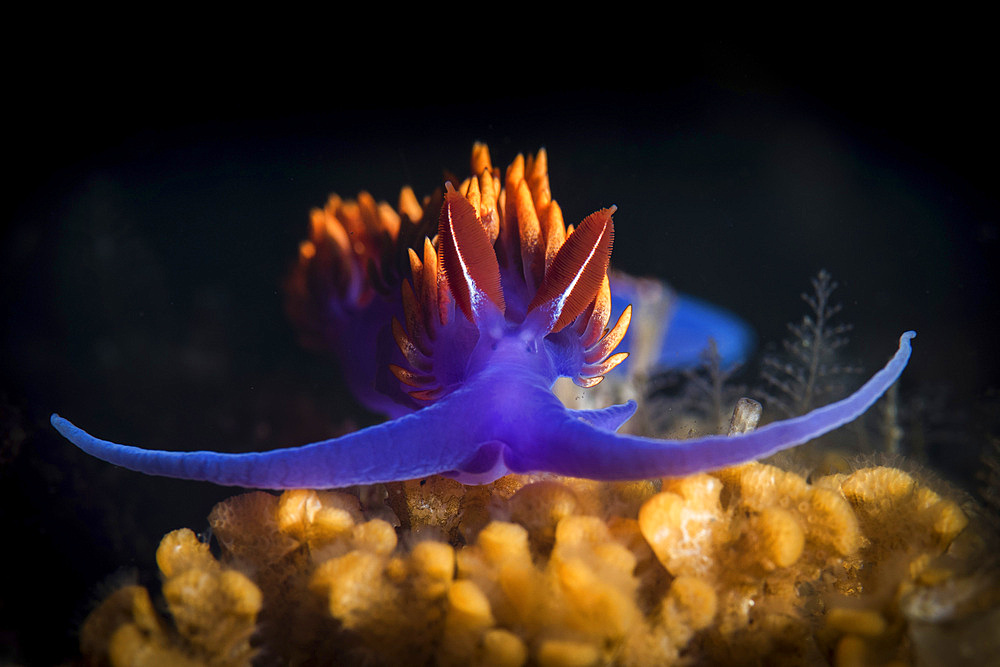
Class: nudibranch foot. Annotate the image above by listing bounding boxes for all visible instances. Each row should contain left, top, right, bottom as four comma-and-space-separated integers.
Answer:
52, 332, 913, 488
574, 401, 639, 431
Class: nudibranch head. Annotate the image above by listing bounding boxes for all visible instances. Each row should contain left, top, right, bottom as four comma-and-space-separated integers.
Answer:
288, 144, 632, 409
388, 145, 632, 405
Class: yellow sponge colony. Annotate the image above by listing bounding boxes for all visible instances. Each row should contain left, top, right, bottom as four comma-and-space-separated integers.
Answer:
80, 463, 996, 666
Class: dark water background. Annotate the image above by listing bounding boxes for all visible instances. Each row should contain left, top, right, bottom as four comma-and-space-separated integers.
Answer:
3, 35, 997, 663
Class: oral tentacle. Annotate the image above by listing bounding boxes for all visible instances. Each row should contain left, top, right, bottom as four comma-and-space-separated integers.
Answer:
51, 397, 477, 489
518, 332, 915, 480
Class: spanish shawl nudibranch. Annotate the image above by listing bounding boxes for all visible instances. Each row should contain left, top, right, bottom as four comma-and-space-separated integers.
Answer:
52, 144, 915, 488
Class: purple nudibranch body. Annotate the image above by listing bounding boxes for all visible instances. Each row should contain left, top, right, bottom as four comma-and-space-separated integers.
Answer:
52, 145, 915, 488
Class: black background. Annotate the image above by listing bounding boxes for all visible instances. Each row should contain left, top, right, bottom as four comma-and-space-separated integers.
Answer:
3, 26, 997, 663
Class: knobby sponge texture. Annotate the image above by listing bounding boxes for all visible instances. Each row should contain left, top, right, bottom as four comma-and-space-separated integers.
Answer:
80, 463, 995, 666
